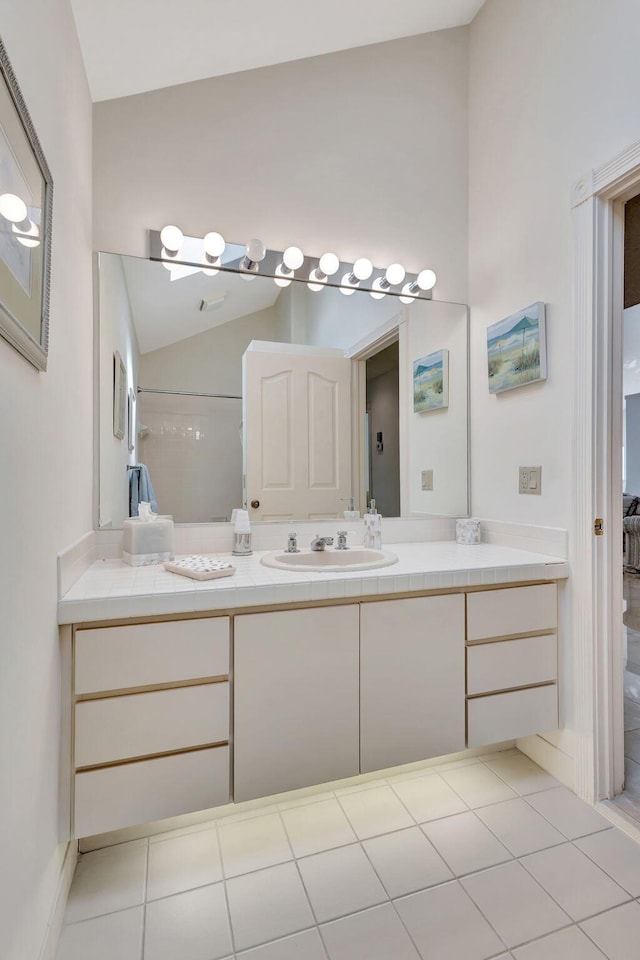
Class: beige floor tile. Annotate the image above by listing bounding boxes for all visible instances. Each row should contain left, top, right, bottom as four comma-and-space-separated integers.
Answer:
218, 812, 292, 878
422, 811, 511, 876
146, 826, 222, 900
576, 826, 640, 897
236, 928, 327, 960
512, 925, 606, 959
226, 861, 315, 952
525, 788, 611, 840
363, 826, 452, 898
482, 753, 560, 795
390, 773, 467, 823
64, 840, 148, 924
281, 798, 356, 858
297, 844, 387, 922
144, 883, 232, 960
320, 903, 420, 960
337, 785, 414, 839
56, 906, 143, 960
476, 797, 565, 857
440, 765, 518, 808
581, 900, 640, 960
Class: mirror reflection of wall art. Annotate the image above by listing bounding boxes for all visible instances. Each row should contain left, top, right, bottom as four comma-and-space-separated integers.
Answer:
413, 348, 449, 413
0, 35, 53, 371
127, 388, 136, 452
487, 302, 547, 394
113, 351, 126, 439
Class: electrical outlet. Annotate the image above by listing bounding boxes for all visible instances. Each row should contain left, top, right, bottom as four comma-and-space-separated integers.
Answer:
421, 469, 434, 491
519, 466, 542, 495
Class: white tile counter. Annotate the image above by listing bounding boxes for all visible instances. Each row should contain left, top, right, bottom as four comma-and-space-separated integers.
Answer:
58, 541, 568, 625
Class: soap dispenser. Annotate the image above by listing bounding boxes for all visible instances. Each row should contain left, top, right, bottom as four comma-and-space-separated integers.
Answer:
341, 496, 360, 520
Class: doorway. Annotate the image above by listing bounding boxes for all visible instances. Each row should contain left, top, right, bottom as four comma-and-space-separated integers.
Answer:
365, 340, 400, 516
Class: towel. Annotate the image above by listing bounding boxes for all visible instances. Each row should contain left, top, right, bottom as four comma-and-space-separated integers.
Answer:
129, 464, 158, 516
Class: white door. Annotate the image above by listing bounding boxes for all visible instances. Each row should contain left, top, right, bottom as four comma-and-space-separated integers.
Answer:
243, 342, 352, 521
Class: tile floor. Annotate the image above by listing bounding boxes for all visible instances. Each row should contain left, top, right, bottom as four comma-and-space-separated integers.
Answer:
56, 749, 640, 960
618, 572, 640, 821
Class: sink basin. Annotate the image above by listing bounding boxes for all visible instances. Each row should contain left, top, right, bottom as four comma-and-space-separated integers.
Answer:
260, 548, 398, 573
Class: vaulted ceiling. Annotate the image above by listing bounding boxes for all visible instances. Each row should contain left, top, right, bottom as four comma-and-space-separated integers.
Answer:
71, 0, 486, 101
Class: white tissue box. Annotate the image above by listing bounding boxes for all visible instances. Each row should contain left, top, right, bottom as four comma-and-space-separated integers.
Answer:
122, 515, 174, 565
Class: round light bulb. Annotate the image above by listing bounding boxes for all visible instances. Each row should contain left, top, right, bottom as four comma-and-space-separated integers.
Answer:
283, 246, 304, 270
339, 272, 357, 295
160, 224, 183, 253
12, 219, 40, 248
319, 252, 339, 276
245, 238, 266, 263
370, 278, 387, 300
201, 265, 219, 277
417, 268, 437, 290
274, 264, 293, 287
203, 231, 225, 258
308, 268, 326, 292
0, 193, 28, 224
399, 282, 417, 304
353, 257, 373, 281
385, 262, 405, 286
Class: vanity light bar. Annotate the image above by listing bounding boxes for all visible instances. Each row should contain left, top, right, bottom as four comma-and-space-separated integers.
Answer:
151, 228, 436, 300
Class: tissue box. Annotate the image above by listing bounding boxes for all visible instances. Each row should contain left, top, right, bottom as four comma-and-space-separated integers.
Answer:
456, 518, 481, 545
122, 515, 174, 566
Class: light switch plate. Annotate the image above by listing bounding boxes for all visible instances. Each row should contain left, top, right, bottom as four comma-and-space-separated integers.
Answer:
421, 469, 434, 491
519, 465, 542, 495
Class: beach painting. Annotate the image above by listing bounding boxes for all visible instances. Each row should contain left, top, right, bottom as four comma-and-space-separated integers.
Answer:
413, 349, 449, 413
486, 302, 547, 394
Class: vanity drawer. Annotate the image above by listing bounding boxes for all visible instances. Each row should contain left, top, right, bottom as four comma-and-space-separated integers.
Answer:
75, 682, 229, 767
467, 684, 558, 747
467, 584, 557, 642
73, 745, 230, 837
466, 634, 557, 696
74, 617, 229, 694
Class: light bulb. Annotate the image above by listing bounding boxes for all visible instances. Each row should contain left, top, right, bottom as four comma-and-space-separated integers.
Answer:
370, 278, 387, 300
0, 193, 28, 223
417, 268, 437, 290
12, 219, 40, 248
353, 257, 373, 281
308, 268, 326, 292
339, 271, 358, 295
245, 238, 266, 262
160, 224, 183, 253
203, 231, 225, 258
274, 264, 293, 287
283, 246, 304, 270
400, 282, 417, 304
319, 252, 339, 276
385, 262, 405, 286
201, 265, 219, 277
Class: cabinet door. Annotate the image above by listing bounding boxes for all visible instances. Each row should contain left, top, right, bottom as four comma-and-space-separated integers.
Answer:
360, 595, 465, 773
234, 605, 359, 802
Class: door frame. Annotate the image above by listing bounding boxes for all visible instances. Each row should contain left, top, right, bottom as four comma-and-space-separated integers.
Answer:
348, 310, 406, 515
572, 138, 640, 803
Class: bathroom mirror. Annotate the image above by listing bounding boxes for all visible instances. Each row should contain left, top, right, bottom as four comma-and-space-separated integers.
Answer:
97, 251, 468, 527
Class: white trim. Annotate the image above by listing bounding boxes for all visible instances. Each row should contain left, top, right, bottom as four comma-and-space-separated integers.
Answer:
517, 734, 574, 790
572, 136, 640, 804
37, 841, 77, 960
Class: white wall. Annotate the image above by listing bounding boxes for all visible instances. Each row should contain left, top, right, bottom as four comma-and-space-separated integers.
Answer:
468, 0, 640, 777
139, 305, 282, 396
469, 0, 640, 527
99, 254, 139, 526
0, 2, 93, 958
93, 30, 469, 305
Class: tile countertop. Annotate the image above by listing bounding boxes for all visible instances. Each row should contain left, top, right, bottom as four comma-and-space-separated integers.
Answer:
57, 541, 569, 625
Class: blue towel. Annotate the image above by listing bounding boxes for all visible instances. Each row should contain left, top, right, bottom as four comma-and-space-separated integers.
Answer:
129, 464, 158, 516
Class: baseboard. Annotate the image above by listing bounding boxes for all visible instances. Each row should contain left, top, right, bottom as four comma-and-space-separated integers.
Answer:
38, 841, 78, 960
517, 734, 574, 790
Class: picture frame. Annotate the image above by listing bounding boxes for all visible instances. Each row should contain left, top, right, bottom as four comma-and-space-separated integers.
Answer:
487, 302, 547, 394
113, 351, 126, 440
0, 34, 53, 371
127, 387, 136, 451
413, 348, 449, 413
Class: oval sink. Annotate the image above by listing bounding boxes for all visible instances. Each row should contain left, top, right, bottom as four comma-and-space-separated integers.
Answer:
261, 548, 398, 573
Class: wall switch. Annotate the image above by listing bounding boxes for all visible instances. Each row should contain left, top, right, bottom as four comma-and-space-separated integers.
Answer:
421, 469, 434, 491
519, 465, 542, 495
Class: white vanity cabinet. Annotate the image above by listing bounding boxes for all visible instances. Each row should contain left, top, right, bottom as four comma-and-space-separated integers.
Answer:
360, 595, 465, 772
234, 605, 360, 802
466, 584, 559, 747
71, 616, 231, 837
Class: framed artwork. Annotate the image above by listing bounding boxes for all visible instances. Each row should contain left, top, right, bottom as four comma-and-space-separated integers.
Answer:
0, 35, 53, 371
487, 302, 547, 394
127, 388, 136, 451
113, 351, 126, 440
413, 348, 449, 412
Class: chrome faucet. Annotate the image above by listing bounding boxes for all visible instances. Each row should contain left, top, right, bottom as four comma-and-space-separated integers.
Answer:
310, 534, 334, 551
285, 532, 300, 553
336, 531, 349, 550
